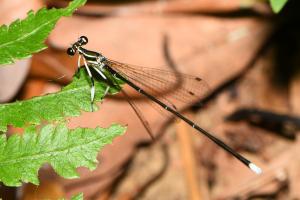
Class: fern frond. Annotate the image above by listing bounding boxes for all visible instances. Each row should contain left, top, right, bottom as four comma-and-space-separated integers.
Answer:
0, 69, 120, 132
0, 123, 126, 186
0, 0, 86, 65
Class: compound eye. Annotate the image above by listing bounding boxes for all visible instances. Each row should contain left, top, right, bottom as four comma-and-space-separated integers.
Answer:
67, 47, 76, 56
78, 36, 88, 45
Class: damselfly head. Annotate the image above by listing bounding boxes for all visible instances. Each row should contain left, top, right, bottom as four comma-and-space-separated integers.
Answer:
78, 36, 88, 46
67, 36, 89, 56
67, 47, 76, 56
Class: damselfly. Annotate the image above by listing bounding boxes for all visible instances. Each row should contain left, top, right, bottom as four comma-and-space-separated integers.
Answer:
67, 36, 262, 174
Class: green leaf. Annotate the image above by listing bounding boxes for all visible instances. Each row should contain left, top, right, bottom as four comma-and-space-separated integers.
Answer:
0, 69, 121, 132
270, 0, 288, 13
71, 193, 83, 200
0, 123, 126, 186
0, 0, 86, 65
60, 192, 84, 200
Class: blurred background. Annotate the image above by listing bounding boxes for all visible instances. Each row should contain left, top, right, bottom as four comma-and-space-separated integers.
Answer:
1, 0, 300, 199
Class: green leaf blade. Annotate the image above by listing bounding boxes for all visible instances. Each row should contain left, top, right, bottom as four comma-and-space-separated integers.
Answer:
270, 0, 288, 13
0, 69, 120, 132
71, 193, 84, 200
0, 123, 126, 186
0, 0, 87, 65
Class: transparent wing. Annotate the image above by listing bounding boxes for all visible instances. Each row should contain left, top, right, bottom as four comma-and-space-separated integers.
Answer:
121, 89, 155, 139
106, 59, 210, 111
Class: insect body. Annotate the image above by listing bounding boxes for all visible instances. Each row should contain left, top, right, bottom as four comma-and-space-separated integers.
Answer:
67, 36, 262, 174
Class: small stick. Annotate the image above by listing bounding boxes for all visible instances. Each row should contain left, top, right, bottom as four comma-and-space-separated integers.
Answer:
176, 113, 209, 200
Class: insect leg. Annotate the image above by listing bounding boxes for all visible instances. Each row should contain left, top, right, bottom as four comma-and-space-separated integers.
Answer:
75, 55, 82, 78
83, 57, 95, 111
104, 85, 110, 97
91, 66, 110, 100
92, 65, 107, 80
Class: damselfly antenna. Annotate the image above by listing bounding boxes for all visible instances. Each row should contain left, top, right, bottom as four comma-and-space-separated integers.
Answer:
67, 36, 262, 174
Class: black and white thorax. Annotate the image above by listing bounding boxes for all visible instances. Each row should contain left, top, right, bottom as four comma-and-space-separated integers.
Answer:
78, 47, 108, 79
